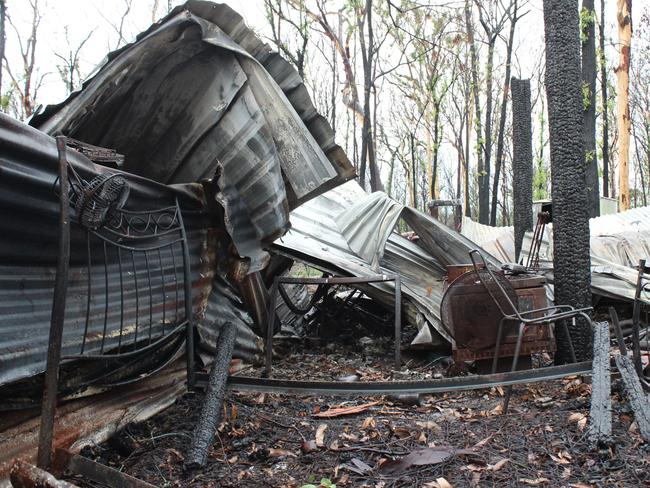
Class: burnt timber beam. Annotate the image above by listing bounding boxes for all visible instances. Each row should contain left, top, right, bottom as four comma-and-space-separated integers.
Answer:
587, 321, 612, 445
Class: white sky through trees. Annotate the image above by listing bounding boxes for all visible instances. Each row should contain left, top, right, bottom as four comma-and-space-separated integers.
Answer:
2, 0, 648, 220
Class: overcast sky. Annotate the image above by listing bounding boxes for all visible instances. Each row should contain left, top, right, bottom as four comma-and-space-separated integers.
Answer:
3, 0, 269, 106
5, 0, 640, 112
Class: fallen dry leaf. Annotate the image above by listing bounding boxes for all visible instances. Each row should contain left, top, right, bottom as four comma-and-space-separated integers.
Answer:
342, 457, 373, 475
519, 478, 550, 485
489, 458, 509, 471
391, 426, 411, 439
268, 448, 297, 458
301, 440, 317, 454
315, 423, 328, 447
379, 446, 474, 474
474, 434, 493, 448
314, 401, 380, 418
568, 412, 586, 423
568, 483, 594, 488
416, 420, 442, 431
362, 416, 377, 429
436, 477, 453, 488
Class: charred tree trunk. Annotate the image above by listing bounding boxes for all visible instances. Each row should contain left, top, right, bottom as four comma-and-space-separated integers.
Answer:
510, 78, 533, 262
490, 0, 518, 226
582, 0, 600, 217
616, 0, 632, 211
599, 0, 610, 198
185, 322, 237, 470
542, 0, 593, 363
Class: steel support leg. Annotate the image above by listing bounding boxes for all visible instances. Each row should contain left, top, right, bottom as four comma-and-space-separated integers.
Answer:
264, 279, 279, 377
394, 275, 401, 369
491, 318, 507, 374
37, 137, 71, 469
503, 322, 526, 414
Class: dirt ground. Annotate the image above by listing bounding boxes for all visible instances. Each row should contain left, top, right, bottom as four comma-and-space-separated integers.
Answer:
74, 338, 649, 488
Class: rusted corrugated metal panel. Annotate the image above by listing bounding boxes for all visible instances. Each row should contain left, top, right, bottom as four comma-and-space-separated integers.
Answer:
30, 1, 355, 273
196, 276, 264, 364
0, 115, 222, 391
273, 182, 501, 347
461, 207, 650, 303
0, 361, 186, 484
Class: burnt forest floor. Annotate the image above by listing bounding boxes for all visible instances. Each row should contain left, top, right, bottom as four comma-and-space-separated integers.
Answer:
72, 336, 649, 488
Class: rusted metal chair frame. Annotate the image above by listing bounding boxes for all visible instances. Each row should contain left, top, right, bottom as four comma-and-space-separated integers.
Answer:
37, 138, 195, 468
631, 259, 650, 380
469, 250, 592, 411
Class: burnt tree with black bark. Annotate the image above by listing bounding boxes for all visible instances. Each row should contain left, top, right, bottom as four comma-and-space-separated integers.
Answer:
510, 77, 533, 262
542, 0, 592, 362
582, 0, 600, 217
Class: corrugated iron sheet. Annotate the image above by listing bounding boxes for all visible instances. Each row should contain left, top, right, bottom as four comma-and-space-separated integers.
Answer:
274, 182, 500, 347
30, 1, 354, 273
0, 114, 220, 390
460, 207, 650, 303
3, 1, 353, 390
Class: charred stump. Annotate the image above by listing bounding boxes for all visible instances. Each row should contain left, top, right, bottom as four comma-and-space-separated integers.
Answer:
184, 321, 237, 470
616, 354, 650, 443
510, 77, 533, 262
587, 321, 612, 445
542, 0, 593, 362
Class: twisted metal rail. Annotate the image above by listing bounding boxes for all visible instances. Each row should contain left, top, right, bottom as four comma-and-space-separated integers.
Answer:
194, 361, 593, 396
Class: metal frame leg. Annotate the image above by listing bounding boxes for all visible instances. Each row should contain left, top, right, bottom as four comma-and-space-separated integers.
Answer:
37, 137, 71, 469
491, 317, 507, 374
394, 275, 401, 370
177, 201, 195, 388
264, 279, 279, 377
503, 322, 526, 414
564, 318, 577, 364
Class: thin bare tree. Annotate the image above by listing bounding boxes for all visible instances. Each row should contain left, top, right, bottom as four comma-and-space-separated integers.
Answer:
616, 0, 632, 210
3, 0, 46, 120
54, 27, 93, 94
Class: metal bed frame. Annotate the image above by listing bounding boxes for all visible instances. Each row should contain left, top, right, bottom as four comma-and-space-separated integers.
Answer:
37, 137, 196, 468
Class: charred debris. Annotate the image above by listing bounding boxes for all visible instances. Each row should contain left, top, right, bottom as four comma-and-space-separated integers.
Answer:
0, 1, 649, 486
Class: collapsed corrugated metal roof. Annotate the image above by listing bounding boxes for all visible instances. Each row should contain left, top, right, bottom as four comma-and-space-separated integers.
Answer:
461, 208, 650, 303
2, 1, 354, 397
30, 1, 354, 273
273, 182, 500, 347
0, 114, 219, 393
